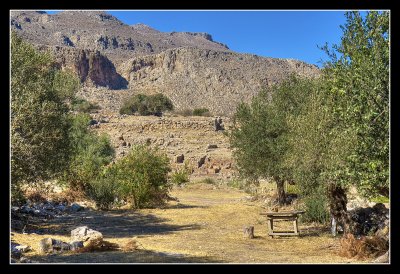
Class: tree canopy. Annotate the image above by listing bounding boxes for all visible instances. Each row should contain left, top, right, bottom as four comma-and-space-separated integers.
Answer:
11, 32, 79, 195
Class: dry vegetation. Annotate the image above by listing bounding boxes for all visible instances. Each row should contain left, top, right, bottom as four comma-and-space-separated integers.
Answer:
11, 183, 367, 264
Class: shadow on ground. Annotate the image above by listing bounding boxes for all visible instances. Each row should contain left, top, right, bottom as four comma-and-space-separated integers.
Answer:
166, 203, 208, 209
26, 206, 201, 238
28, 250, 224, 263
299, 226, 331, 237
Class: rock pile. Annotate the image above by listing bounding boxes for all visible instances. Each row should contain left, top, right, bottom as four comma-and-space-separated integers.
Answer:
37, 226, 104, 255
11, 201, 84, 221
11, 242, 35, 263
347, 203, 389, 237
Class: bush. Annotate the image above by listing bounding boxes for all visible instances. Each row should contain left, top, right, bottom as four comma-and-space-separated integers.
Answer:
193, 108, 211, 116
301, 192, 330, 224
170, 163, 191, 186
119, 93, 173, 116
72, 97, 100, 113
62, 113, 115, 191
88, 168, 119, 210
113, 145, 171, 208
227, 178, 243, 189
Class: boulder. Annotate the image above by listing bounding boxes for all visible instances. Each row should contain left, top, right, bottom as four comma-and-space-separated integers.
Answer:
38, 238, 54, 254
52, 239, 71, 251
198, 155, 207, 168
70, 241, 84, 251
207, 144, 218, 149
214, 117, 224, 131
373, 250, 389, 263
11, 243, 22, 259
175, 154, 184, 163
71, 226, 103, 243
38, 238, 71, 254
55, 204, 67, 212
70, 203, 84, 212
15, 245, 31, 253
19, 257, 32, 263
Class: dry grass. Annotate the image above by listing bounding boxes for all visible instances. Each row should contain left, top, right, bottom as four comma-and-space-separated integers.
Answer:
49, 189, 87, 204
121, 239, 140, 252
11, 186, 367, 263
25, 189, 47, 203
77, 239, 120, 253
339, 234, 388, 260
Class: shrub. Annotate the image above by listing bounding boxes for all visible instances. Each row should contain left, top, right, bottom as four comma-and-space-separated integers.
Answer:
301, 192, 330, 224
147, 93, 174, 116
170, 163, 190, 186
113, 145, 171, 208
286, 183, 300, 195
88, 168, 119, 210
62, 113, 115, 191
119, 93, 173, 116
193, 108, 211, 116
72, 97, 100, 113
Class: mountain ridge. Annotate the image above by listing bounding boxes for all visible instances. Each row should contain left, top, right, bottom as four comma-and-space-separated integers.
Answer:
10, 10, 320, 115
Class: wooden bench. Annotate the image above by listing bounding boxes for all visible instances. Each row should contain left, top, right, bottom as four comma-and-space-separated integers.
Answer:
260, 210, 305, 238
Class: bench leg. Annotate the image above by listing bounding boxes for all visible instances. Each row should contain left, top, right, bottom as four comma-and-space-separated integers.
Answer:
268, 218, 274, 238
293, 218, 298, 235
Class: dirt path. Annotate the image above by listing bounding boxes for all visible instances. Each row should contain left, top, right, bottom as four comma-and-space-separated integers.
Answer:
12, 184, 364, 263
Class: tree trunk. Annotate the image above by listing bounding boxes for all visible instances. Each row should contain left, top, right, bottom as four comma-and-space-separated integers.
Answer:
328, 184, 348, 235
276, 178, 286, 205
243, 226, 254, 239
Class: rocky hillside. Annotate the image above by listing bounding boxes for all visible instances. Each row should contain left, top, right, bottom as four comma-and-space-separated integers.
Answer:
10, 10, 320, 115
10, 10, 229, 63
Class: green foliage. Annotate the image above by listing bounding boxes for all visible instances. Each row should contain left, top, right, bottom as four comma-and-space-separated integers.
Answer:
71, 97, 100, 113
11, 32, 79, 203
370, 195, 389, 204
62, 113, 115, 191
284, 80, 356, 197
301, 192, 330, 224
286, 183, 300, 195
170, 162, 191, 186
119, 93, 174, 116
230, 76, 313, 182
193, 108, 211, 116
226, 178, 245, 189
87, 167, 119, 210
229, 76, 315, 203
320, 11, 389, 198
112, 145, 171, 208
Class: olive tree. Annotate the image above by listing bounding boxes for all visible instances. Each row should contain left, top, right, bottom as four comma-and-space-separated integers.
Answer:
11, 32, 79, 203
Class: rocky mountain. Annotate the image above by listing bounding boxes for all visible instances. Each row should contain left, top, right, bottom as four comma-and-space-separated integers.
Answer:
10, 10, 320, 115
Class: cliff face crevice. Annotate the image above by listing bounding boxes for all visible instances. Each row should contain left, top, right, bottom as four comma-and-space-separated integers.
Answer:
36, 45, 128, 89
87, 51, 128, 89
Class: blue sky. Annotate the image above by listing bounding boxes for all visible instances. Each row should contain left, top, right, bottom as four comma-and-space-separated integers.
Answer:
45, 10, 350, 67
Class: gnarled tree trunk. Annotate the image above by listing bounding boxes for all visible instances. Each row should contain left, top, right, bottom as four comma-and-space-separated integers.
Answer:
275, 177, 286, 205
328, 184, 348, 235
